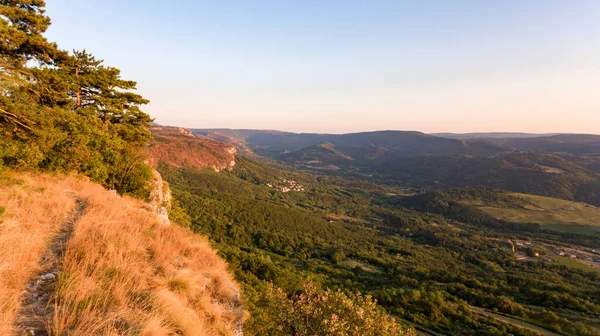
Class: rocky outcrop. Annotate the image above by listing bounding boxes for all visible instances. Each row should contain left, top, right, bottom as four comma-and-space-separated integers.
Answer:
148, 169, 172, 225
148, 126, 236, 172
146, 168, 244, 334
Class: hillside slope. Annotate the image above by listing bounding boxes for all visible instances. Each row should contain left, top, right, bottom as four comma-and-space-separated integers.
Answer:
149, 127, 236, 172
472, 134, 600, 154
374, 153, 600, 205
0, 172, 243, 336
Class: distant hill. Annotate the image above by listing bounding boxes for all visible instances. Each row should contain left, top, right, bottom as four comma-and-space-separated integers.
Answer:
560, 154, 600, 174
272, 131, 510, 172
374, 153, 600, 205
278, 142, 354, 170
434, 132, 557, 140
185, 128, 600, 205
472, 134, 600, 154
193, 129, 600, 157
192, 129, 508, 161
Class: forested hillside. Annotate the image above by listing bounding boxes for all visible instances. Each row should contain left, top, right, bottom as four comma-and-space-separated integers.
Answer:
373, 153, 600, 205
191, 129, 600, 208
471, 134, 600, 154
160, 156, 600, 336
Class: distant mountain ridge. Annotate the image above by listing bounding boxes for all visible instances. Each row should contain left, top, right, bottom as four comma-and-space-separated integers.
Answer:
192, 129, 600, 159
433, 132, 559, 140
191, 129, 507, 159
183, 128, 600, 206
473, 134, 600, 154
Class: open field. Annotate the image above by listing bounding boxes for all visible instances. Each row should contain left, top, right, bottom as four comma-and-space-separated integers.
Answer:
463, 193, 600, 235
545, 254, 600, 272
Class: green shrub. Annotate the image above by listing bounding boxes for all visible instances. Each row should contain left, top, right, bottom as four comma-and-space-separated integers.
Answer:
262, 282, 415, 336
169, 199, 192, 227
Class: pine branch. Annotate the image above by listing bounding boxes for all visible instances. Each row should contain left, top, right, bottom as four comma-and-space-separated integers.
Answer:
0, 108, 33, 131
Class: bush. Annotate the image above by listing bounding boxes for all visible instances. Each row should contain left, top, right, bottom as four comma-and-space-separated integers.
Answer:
263, 282, 415, 336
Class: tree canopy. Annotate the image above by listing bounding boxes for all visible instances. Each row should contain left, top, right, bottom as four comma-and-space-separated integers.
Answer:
0, 0, 153, 197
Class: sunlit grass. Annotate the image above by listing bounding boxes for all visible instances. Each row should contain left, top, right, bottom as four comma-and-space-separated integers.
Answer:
0, 172, 244, 335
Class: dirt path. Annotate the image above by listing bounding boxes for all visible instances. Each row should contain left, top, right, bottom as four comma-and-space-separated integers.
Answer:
15, 197, 88, 336
470, 306, 562, 336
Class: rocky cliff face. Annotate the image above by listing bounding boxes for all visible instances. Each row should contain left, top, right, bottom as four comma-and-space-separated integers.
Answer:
147, 169, 172, 225
148, 126, 236, 172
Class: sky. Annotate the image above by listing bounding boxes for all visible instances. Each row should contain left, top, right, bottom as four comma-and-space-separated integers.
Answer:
44, 0, 600, 134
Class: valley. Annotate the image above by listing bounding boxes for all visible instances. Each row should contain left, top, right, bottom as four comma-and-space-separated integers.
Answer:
152, 129, 600, 335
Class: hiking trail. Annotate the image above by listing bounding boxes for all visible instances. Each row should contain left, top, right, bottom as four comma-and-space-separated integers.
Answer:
15, 195, 88, 336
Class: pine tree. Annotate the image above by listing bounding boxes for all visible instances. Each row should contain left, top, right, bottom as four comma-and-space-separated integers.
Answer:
0, 0, 154, 197
0, 0, 63, 129
0, 0, 60, 70
64, 50, 151, 126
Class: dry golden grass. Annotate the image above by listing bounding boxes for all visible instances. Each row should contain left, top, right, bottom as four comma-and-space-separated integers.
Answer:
0, 172, 84, 335
0, 171, 244, 336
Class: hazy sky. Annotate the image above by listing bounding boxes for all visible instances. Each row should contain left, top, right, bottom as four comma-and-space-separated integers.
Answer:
45, 0, 600, 134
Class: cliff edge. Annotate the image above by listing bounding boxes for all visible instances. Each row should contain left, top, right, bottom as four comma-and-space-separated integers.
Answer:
148, 127, 236, 172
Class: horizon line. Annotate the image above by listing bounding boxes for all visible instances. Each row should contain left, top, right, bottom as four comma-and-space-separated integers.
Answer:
153, 124, 599, 136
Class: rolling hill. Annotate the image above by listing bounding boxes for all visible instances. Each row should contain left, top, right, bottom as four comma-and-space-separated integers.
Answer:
193, 129, 509, 162
194, 129, 600, 160
187, 129, 600, 207
373, 153, 600, 205
433, 132, 558, 140
471, 134, 600, 154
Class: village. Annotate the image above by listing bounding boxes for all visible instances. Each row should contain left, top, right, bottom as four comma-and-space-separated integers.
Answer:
553, 246, 600, 263
267, 178, 305, 193
508, 239, 600, 270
